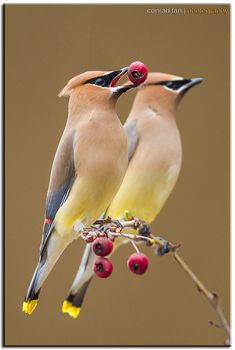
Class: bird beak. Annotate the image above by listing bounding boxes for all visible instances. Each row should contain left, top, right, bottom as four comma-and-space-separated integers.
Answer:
110, 67, 129, 87
111, 66, 138, 95
114, 83, 137, 94
180, 77, 203, 93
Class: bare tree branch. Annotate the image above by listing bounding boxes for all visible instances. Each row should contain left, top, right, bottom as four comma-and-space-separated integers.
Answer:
81, 217, 230, 345
173, 251, 230, 344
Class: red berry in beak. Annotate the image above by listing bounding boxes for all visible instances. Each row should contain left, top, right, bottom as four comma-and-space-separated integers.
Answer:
128, 61, 148, 85
127, 253, 149, 275
93, 257, 113, 278
92, 237, 113, 256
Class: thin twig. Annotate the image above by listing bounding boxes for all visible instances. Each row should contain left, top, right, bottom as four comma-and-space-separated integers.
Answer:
173, 252, 230, 344
109, 230, 162, 246
81, 217, 230, 344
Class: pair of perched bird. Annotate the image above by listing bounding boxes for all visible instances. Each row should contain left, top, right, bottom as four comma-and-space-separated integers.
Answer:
22, 65, 202, 318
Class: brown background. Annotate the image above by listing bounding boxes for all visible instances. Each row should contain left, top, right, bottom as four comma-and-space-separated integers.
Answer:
5, 4, 230, 346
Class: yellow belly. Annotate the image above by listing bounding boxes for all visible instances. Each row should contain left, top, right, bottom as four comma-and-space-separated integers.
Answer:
54, 174, 124, 236
106, 166, 179, 224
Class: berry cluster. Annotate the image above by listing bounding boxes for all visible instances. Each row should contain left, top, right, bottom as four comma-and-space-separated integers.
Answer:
92, 236, 149, 278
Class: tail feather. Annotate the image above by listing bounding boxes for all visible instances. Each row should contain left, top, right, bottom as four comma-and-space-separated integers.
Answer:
22, 297, 39, 315
23, 232, 72, 315
62, 244, 96, 318
62, 278, 93, 318
22, 260, 43, 314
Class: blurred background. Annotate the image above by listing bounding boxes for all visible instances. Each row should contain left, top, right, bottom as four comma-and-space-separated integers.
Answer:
5, 4, 230, 346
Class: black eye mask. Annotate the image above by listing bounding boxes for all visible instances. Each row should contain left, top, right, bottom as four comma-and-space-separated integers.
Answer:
151, 79, 191, 91
85, 70, 123, 88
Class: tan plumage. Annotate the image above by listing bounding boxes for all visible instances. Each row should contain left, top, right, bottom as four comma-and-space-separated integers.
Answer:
62, 72, 203, 318
107, 73, 183, 224
22, 67, 135, 315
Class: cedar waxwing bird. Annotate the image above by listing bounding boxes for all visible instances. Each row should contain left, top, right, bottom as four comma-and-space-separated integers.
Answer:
22, 67, 137, 315
62, 72, 203, 319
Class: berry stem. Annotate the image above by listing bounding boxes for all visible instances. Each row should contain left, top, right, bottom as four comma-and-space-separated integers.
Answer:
130, 239, 140, 253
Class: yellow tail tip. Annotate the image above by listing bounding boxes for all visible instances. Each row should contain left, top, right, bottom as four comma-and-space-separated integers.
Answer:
62, 300, 71, 313
22, 300, 38, 314
62, 300, 81, 319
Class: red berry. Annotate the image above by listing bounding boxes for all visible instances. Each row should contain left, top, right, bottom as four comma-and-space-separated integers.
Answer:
127, 253, 149, 275
128, 61, 148, 85
92, 237, 113, 256
93, 257, 113, 278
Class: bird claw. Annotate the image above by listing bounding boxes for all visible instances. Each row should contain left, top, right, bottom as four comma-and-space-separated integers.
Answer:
111, 219, 123, 229
99, 225, 111, 235
94, 216, 112, 226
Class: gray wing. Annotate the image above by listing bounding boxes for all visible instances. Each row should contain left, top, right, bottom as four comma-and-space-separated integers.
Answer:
40, 130, 76, 253
124, 119, 139, 162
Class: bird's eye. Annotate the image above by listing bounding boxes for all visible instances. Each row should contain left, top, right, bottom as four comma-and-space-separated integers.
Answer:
95, 78, 106, 87
165, 81, 179, 90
